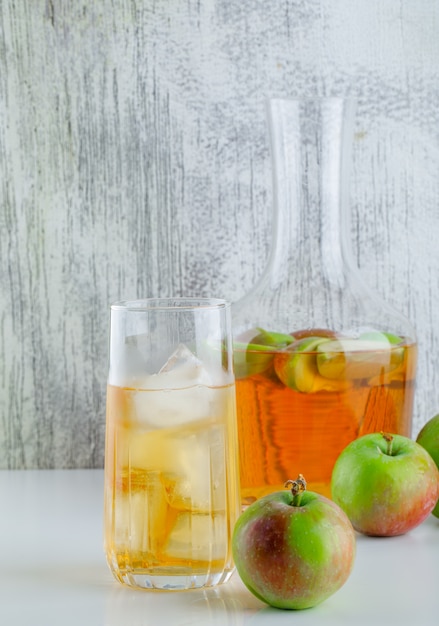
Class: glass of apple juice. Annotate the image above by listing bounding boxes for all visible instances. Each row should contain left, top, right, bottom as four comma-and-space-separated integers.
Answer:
104, 298, 241, 591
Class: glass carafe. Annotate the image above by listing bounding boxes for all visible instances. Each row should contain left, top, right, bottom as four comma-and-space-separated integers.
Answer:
232, 98, 417, 503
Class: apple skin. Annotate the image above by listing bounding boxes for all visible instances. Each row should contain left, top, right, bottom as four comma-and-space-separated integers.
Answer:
416, 414, 439, 517
331, 432, 439, 536
232, 488, 356, 610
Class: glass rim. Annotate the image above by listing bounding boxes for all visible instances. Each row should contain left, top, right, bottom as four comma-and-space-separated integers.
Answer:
110, 297, 230, 312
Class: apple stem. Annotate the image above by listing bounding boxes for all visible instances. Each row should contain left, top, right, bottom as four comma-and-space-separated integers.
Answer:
284, 474, 307, 506
381, 432, 394, 455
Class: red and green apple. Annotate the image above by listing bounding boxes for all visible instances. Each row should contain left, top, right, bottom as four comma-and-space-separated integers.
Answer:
331, 432, 439, 536
232, 475, 356, 610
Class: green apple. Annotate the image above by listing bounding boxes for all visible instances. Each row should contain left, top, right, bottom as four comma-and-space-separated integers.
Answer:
233, 328, 293, 379
232, 475, 356, 610
416, 414, 439, 517
331, 432, 439, 536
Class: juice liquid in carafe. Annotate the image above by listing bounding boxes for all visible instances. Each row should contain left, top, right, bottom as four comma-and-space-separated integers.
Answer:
234, 329, 417, 502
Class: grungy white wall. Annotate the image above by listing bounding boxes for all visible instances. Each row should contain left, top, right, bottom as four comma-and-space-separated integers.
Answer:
1, 1, 439, 467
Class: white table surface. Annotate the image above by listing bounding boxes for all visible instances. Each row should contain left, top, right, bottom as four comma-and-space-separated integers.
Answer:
0, 469, 437, 625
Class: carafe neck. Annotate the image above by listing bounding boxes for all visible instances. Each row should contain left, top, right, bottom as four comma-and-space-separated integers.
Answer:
233, 98, 415, 341
266, 98, 357, 292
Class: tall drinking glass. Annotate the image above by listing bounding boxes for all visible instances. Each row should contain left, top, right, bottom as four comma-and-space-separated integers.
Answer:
104, 298, 241, 590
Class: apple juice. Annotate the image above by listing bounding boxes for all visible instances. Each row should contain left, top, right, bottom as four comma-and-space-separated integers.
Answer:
104, 383, 241, 589
234, 330, 417, 502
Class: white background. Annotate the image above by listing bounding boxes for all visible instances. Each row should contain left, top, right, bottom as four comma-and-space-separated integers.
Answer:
0, 470, 438, 625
